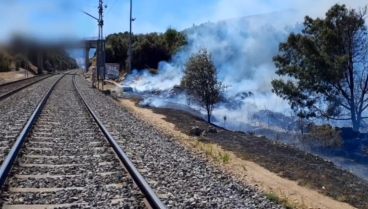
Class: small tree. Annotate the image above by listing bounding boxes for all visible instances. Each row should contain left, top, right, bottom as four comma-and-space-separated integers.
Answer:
182, 48, 225, 123
14, 54, 23, 71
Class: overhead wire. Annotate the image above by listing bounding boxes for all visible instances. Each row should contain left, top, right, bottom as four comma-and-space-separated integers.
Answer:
105, 0, 118, 16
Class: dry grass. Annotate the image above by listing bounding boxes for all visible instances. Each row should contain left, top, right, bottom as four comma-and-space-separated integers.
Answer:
265, 193, 294, 209
191, 140, 235, 165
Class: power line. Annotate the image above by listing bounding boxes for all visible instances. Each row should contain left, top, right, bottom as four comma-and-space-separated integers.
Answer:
105, 0, 118, 16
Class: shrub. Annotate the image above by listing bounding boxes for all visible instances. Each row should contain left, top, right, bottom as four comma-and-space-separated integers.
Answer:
310, 124, 343, 147
0, 60, 10, 72
222, 153, 230, 163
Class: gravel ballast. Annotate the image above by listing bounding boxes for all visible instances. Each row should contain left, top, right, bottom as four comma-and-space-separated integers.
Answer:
0, 74, 145, 209
75, 73, 283, 208
0, 75, 62, 165
0, 75, 51, 98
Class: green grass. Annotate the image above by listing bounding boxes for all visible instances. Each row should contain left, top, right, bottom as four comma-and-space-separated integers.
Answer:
265, 193, 294, 209
222, 153, 230, 163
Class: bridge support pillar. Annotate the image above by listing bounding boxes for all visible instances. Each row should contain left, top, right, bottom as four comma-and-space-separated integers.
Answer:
85, 47, 90, 72
37, 51, 43, 75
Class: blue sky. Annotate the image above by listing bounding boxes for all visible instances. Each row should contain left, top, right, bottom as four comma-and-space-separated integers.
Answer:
0, 0, 297, 42
0, 0, 364, 44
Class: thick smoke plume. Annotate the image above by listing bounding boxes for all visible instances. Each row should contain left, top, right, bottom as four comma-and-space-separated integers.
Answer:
123, 0, 368, 180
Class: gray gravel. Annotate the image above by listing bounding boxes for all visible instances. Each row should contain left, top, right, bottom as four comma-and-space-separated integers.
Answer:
0, 75, 62, 165
75, 72, 283, 209
0, 74, 145, 208
0, 75, 51, 97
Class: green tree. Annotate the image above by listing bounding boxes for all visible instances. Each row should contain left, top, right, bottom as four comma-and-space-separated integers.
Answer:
164, 27, 187, 54
182, 48, 225, 123
103, 31, 187, 73
272, 4, 368, 131
0, 54, 10, 72
164, 27, 178, 49
14, 54, 23, 71
128, 33, 171, 70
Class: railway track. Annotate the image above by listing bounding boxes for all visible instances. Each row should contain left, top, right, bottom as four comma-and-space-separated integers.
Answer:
0, 72, 164, 209
0, 75, 53, 101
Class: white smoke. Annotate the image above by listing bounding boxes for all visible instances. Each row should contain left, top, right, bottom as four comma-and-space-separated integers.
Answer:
123, 0, 367, 129
123, 11, 298, 127
121, 0, 368, 180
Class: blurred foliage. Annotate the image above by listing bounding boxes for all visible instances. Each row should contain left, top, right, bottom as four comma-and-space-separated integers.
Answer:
42, 50, 78, 73
2, 35, 78, 74
104, 28, 187, 72
0, 53, 11, 72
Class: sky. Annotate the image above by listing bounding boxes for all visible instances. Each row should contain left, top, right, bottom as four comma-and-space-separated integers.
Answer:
1, 0, 356, 42
0, 0, 365, 59
0, 0, 366, 42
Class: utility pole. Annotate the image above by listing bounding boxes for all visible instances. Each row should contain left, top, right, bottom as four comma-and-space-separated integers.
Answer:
96, 0, 106, 90
97, 0, 103, 90
81, 0, 106, 90
24, 48, 27, 78
129, 0, 134, 74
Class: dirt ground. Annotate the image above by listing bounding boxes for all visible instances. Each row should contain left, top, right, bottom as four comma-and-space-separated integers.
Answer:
116, 98, 364, 209
0, 69, 34, 84
91, 78, 368, 209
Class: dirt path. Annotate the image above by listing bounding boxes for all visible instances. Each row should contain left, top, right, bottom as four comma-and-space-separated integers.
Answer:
0, 70, 34, 84
116, 99, 357, 209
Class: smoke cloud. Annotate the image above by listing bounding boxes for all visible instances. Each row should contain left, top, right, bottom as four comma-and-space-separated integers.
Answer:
122, 0, 368, 179
124, 0, 367, 126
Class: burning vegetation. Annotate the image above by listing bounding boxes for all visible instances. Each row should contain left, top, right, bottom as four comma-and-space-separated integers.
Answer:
106, 3, 368, 181
181, 48, 226, 123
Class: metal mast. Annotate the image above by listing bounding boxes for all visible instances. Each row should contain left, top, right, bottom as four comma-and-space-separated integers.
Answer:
96, 0, 105, 90
98, 0, 104, 41
129, 0, 133, 74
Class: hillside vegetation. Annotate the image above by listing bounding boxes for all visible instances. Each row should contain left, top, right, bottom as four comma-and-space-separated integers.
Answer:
104, 28, 187, 71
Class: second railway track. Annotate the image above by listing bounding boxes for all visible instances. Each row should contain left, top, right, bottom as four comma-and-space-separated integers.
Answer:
0, 73, 164, 209
0, 75, 53, 101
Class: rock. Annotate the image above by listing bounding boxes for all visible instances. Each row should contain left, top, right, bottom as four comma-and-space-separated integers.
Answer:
169, 85, 184, 94
122, 86, 133, 92
190, 126, 204, 136
101, 90, 111, 95
158, 194, 169, 199
208, 126, 217, 133
335, 127, 360, 139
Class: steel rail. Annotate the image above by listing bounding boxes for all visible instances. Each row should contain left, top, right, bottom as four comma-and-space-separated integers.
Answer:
0, 76, 36, 88
72, 75, 166, 209
0, 75, 54, 101
0, 74, 65, 189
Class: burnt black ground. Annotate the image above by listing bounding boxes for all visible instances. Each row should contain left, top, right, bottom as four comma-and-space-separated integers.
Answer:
150, 107, 368, 209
